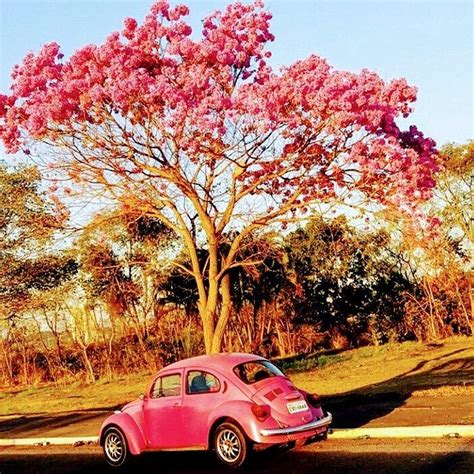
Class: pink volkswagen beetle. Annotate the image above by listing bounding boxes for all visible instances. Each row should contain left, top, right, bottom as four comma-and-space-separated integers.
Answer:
99, 353, 332, 468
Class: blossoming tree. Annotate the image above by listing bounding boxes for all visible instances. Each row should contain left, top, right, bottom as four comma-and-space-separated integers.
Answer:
0, 1, 438, 353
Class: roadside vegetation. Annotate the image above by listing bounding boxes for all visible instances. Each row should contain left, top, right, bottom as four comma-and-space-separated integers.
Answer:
0, 142, 472, 389
0, 337, 471, 416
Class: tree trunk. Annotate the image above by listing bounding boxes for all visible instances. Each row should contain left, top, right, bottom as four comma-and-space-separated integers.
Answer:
202, 308, 215, 354
187, 231, 236, 354
197, 273, 233, 355
211, 273, 232, 354
80, 345, 96, 383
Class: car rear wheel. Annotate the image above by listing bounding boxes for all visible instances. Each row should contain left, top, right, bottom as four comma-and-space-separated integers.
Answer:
103, 426, 130, 468
213, 422, 249, 468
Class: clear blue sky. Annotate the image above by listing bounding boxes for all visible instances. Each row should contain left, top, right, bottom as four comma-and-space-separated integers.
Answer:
0, 0, 472, 149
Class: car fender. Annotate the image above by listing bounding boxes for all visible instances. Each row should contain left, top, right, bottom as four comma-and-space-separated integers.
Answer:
299, 388, 325, 419
207, 400, 281, 445
99, 412, 146, 455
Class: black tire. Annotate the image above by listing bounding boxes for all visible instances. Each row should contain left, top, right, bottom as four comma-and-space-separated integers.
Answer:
213, 421, 249, 468
102, 426, 131, 468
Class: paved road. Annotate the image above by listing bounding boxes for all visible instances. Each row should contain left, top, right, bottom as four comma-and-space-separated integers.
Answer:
0, 439, 473, 474
3, 393, 474, 439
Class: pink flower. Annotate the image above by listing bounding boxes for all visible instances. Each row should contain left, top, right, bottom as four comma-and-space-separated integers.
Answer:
123, 18, 138, 39
0, 0, 439, 216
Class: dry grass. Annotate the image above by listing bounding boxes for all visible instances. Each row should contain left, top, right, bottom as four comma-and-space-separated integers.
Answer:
289, 337, 474, 397
411, 385, 474, 397
0, 372, 153, 416
0, 337, 472, 416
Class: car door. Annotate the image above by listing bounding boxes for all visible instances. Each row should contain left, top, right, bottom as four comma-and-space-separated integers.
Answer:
181, 369, 226, 448
143, 370, 185, 449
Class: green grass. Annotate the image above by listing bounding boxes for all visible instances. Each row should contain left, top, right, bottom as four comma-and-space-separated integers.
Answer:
0, 337, 472, 416
277, 353, 348, 373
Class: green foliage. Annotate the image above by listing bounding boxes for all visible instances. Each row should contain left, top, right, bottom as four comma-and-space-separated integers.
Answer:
0, 162, 76, 320
388, 140, 473, 339
229, 233, 287, 314
433, 141, 473, 257
76, 210, 177, 316
0, 139, 471, 386
286, 215, 415, 346
157, 233, 287, 316
157, 254, 201, 314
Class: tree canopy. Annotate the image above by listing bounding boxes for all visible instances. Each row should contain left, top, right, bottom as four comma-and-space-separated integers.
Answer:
0, 1, 439, 352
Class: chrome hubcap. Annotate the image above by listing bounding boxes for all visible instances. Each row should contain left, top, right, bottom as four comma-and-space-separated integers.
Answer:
105, 432, 124, 462
217, 429, 241, 463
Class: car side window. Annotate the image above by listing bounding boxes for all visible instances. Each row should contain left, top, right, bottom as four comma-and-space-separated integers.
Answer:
151, 373, 181, 398
186, 370, 220, 394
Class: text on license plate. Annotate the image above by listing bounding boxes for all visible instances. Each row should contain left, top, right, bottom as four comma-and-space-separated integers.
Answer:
287, 400, 308, 414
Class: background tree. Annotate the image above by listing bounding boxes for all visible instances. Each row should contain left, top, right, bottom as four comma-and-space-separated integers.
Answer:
432, 141, 473, 245
286, 216, 415, 347
387, 141, 473, 338
76, 210, 177, 367
0, 1, 438, 353
430, 141, 472, 332
0, 162, 78, 384
0, 162, 76, 322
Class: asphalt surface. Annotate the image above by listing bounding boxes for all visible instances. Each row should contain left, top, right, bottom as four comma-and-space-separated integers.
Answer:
0, 439, 473, 474
2, 393, 474, 439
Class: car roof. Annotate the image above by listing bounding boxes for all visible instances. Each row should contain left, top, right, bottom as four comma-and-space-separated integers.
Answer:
161, 352, 265, 373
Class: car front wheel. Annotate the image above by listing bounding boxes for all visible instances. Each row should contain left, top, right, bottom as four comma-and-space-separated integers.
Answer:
103, 426, 130, 468
213, 422, 249, 468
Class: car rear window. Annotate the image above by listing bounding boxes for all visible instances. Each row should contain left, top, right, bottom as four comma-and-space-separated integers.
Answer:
233, 360, 285, 384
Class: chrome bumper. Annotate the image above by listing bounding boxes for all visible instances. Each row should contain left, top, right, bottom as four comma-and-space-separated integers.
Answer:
260, 412, 332, 437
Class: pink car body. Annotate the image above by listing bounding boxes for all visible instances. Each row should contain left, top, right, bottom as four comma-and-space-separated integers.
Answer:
99, 353, 332, 467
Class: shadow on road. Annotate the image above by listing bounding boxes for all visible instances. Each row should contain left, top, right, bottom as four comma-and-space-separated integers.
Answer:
1, 444, 473, 474
0, 409, 115, 438
322, 352, 474, 428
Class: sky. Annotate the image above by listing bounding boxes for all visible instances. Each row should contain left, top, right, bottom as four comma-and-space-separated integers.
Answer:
0, 0, 472, 155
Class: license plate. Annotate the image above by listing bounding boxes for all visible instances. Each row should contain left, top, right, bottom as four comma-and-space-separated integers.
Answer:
287, 400, 308, 414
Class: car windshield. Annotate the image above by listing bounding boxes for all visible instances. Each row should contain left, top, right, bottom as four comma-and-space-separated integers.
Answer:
233, 360, 285, 384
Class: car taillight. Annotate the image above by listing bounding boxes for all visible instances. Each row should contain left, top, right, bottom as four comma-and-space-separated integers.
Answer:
251, 404, 270, 422
307, 393, 321, 408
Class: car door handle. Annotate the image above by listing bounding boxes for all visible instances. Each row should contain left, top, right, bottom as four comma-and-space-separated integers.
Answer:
172, 402, 182, 407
